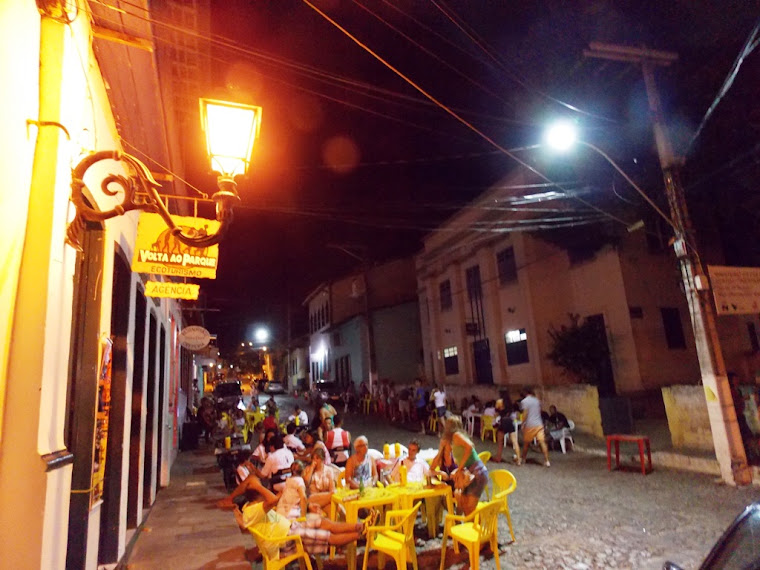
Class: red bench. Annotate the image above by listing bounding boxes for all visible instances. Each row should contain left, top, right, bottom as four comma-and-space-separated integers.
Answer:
606, 434, 652, 475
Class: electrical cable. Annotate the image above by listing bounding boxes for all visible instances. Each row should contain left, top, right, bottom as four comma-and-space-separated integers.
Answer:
429, 0, 619, 124
686, 14, 760, 154
351, 0, 516, 110
300, 0, 635, 231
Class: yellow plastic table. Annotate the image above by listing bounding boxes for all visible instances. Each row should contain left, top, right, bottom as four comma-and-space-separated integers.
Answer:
329, 486, 398, 569
389, 482, 454, 539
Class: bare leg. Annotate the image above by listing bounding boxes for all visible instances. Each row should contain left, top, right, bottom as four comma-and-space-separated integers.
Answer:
510, 432, 521, 464
494, 431, 505, 462
327, 532, 362, 546
458, 494, 478, 516
308, 492, 332, 510
318, 518, 363, 534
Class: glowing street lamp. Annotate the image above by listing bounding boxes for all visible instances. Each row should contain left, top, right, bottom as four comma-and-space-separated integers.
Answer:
544, 120, 578, 152
199, 98, 262, 179
66, 99, 262, 250
254, 327, 270, 344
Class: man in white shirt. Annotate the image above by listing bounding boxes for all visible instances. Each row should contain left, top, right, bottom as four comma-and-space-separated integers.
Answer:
283, 423, 305, 453
288, 405, 309, 429
257, 434, 295, 491
520, 387, 551, 467
389, 440, 429, 484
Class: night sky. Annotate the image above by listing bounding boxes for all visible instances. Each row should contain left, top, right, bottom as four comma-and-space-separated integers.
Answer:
183, 1, 760, 354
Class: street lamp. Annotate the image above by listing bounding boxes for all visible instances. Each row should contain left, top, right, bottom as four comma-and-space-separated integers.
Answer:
543, 120, 750, 485
65, 99, 263, 250
254, 327, 270, 344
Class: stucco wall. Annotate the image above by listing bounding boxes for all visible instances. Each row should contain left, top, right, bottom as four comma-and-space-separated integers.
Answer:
662, 385, 714, 451
539, 385, 604, 438
374, 301, 423, 385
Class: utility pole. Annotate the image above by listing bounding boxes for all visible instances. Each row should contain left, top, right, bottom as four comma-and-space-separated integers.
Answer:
585, 42, 751, 485
327, 244, 378, 392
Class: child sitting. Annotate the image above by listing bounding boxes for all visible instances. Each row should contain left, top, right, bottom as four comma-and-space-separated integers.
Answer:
275, 460, 307, 520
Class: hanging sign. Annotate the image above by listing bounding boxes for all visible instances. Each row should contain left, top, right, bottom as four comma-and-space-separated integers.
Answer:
131, 213, 220, 279
145, 281, 200, 300
708, 265, 760, 315
179, 325, 211, 351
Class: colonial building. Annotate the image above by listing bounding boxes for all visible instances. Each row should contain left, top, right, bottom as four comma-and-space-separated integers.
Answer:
0, 2, 209, 567
416, 166, 759, 399
304, 257, 423, 389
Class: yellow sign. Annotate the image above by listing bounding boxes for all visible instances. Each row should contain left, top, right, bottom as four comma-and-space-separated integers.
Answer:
132, 213, 220, 279
145, 281, 200, 300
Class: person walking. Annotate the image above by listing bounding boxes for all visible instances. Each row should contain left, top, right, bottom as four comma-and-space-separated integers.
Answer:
520, 387, 551, 467
431, 383, 447, 435
414, 378, 428, 434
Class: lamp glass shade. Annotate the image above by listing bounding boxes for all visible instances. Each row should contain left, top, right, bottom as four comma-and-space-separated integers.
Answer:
200, 98, 262, 177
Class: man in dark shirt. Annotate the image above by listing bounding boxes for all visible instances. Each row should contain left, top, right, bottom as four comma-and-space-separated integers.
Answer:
548, 405, 569, 430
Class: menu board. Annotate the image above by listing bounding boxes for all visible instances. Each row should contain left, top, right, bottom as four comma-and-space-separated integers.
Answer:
91, 336, 113, 507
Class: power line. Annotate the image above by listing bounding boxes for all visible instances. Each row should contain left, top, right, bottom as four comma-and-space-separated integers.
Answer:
299, 0, 635, 231
686, 14, 760, 154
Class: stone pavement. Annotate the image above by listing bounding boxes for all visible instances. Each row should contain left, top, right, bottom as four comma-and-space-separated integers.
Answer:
125, 402, 760, 570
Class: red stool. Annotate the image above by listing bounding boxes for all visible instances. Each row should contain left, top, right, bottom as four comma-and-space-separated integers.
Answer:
606, 434, 652, 475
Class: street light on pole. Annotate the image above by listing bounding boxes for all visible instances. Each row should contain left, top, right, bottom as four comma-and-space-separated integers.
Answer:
543, 120, 751, 486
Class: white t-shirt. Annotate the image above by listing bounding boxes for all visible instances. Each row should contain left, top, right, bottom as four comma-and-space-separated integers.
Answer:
283, 434, 305, 452
390, 456, 430, 483
433, 389, 446, 408
261, 447, 295, 490
483, 406, 497, 418
520, 395, 543, 428
288, 410, 309, 426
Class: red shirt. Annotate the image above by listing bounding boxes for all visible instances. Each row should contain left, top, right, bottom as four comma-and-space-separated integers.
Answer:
263, 416, 277, 431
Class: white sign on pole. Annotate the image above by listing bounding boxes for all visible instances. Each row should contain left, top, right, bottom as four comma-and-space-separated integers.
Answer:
708, 265, 760, 315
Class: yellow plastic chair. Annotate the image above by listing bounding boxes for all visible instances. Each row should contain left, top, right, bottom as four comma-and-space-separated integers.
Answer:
428, 413, 439, 433
336, 470, 346, 489
484, 469, 517, 543
249, 525, 313, 570
362, 503, 421, 570
477, 451, 491, 465
439, 499, 502, 570
480, 415, 497, 442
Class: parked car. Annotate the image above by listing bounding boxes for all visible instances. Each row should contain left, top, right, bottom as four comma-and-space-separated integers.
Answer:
212, 381, 243, 410
315, 380, 343, 405
663, 501, 760, 569
264, 380, 286, 394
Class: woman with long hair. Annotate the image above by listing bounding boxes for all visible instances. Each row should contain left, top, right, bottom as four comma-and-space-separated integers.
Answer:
303, 447, 335, 515
441, 415, 488, 515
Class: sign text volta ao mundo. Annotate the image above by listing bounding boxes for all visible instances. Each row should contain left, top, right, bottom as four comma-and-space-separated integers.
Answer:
131, 213, 220, 279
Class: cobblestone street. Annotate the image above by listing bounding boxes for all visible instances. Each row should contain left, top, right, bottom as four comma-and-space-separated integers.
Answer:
126, 396, 760, 569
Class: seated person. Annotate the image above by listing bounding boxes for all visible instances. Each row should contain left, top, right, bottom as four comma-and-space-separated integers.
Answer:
232, 409, 247, 435
256, 434, 294, 492
230, 474, 377, 559
275, 460, 306, 519
262, 409, 278, 432
302, 448, 335, 514
288, 405, 309, 428
265, 395, 278, 416
325, 414, 351, 467
295, 430, 331, 466
283, 423, 305, 453
345, 436, 377, 490
388, 440, 429, 484
482, 401, 497, 419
